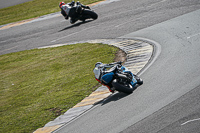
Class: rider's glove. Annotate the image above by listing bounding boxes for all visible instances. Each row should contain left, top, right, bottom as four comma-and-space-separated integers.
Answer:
76, 1, 80, 5
86, 6, 91, 9
69, 1, 75, 6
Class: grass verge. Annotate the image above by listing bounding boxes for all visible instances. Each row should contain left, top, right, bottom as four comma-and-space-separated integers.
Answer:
0, 43, 118, 133
0, 0, 102, 25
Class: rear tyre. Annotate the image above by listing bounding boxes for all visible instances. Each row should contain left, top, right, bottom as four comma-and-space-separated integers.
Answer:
112, 79, 133, 94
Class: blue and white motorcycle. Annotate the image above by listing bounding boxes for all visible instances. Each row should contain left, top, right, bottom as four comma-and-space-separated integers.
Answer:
93, 62, 143, 94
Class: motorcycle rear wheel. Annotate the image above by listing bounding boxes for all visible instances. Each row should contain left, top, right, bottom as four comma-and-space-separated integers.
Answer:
112, 79, 134, 94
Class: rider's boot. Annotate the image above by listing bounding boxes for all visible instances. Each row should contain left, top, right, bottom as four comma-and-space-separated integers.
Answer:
110, 87, 115, 93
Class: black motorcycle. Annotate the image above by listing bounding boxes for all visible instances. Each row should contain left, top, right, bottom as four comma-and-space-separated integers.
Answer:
69, 3, 98, 23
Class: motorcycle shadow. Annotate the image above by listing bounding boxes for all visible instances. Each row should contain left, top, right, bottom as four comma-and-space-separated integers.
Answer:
59, 20, 94, 32
100, 92, 129, 106
96, 85, 140, 106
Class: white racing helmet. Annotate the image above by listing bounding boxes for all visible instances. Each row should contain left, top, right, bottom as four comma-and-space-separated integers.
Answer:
93, 62, 103, 80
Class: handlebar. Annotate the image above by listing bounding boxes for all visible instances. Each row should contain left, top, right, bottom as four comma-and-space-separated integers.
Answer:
108, 61, 122, 66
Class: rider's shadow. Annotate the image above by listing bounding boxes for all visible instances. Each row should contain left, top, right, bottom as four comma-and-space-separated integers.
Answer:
59, 20, 93, 32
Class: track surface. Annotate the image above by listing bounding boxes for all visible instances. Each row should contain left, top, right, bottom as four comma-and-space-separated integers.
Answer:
1, 0, 200, 55
0, 0, 33, 9
1, 0, 200, 133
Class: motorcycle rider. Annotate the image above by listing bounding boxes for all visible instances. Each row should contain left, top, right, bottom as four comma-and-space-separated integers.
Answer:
59, 1, 90, 24
93, 62, 122, 93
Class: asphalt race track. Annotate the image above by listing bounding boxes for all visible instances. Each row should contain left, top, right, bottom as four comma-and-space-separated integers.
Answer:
1, 0, 200, 56
0, 0, 33, 9
1, 0, 200, 133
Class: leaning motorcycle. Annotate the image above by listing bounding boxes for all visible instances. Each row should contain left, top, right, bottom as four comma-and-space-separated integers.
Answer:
93, 62, 143, 94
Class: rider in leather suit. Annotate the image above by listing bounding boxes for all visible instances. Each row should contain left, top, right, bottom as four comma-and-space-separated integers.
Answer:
59, 1, 90, 24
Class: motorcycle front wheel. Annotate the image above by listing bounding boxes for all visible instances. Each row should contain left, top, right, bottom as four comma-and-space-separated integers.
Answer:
82, 10, 98, 20
134, 75, 143, 85
112, 79, 134, 94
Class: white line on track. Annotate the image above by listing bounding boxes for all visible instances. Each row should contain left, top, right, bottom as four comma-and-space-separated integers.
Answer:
181, 118, 200, 126
187, 32, 200, 39
0, 40, 7, 43
146, 0, 167, 8
114, 16, 146, 28
51, 25, 97, 43
114, 0, 167, 28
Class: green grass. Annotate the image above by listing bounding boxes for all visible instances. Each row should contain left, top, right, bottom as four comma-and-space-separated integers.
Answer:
0, 0, 102, 25
0, 43, 118, 133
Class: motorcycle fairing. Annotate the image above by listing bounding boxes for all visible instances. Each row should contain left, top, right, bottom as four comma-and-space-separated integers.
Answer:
121, 66, 138, 87
101, 72, 114, 84
131, 75, 137, 87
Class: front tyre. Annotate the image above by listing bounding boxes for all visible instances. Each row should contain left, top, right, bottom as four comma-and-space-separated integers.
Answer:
134, 75, 143, 85
82, 10, 98, 20
112, 79, 133, 94
137, 78, 143, 85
